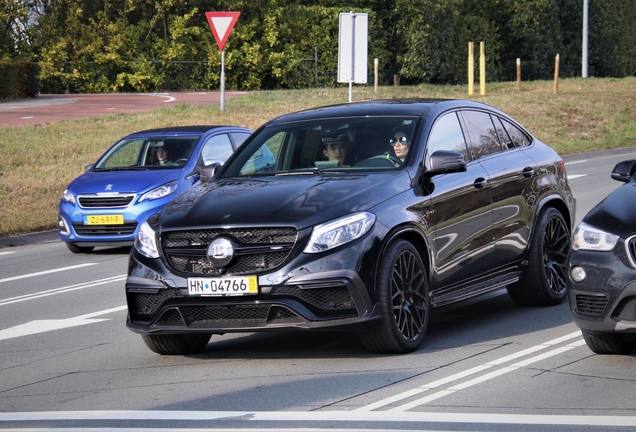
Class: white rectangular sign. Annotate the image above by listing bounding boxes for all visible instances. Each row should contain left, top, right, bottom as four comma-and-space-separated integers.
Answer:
338, 12, 368, 84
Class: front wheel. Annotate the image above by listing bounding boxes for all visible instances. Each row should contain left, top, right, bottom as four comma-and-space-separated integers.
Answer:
581, 330, 636, 355
507, 207, 570, 306
360, 240, 429, 354
66, 242, 94, 254
141, 333, 212, 355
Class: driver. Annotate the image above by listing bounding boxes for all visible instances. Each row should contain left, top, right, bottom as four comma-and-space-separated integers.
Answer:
322, 134, 349, 166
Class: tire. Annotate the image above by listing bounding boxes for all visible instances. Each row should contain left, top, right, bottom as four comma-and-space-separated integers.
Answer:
66, 242, 94, 254
141, 333, 212, 355
507, 207, 570, 306
581, 330, 636, 355
360, 240, 429, 354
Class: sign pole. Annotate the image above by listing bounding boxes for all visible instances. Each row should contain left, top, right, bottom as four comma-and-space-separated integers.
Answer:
220, 50, 225, 112
349, 12, 355, 103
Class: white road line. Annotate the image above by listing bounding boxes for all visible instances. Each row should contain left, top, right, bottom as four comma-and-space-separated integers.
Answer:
355, 331, 582, 412
567, 174, 587, 179
390, 339, 586, 412
0, 251, 15, 256
0, 263, 97, 284
0, 305, 127, 341
0, 275, 126, 306
142, 92, 176, 102
564, 160, 587, 165
1, 410, 636, 427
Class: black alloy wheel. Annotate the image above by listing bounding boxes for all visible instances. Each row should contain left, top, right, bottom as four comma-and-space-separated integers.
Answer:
360, 240, 429, 354
507, 207, 570, 306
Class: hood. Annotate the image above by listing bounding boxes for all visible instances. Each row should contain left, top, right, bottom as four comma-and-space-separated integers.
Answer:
583, 182, 636, 238
67, 169, 181, 195
161, 173, 410, 231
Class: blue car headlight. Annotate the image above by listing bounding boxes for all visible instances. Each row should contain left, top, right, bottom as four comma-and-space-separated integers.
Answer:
304, 212, 376, 253
571, 222, 620, 252
62, 189, 75, 204
135, 220, 160, 258
138, 181, 178, 202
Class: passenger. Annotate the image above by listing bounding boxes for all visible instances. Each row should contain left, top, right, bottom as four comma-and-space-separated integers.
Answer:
322, 135, 349, 166
390, 130, 410, 162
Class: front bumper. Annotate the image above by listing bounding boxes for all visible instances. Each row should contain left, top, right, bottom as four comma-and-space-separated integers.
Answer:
125, 230, 383, 335
567, 245, 636, 334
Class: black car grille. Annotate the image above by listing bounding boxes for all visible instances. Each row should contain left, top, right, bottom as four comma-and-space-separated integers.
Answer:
161, 228, 297, 276
132, 288, 184, 315
72, 222, 137, 236
271, 286, 354, 310
576, 294, 609, 316
78, 194, 136, 208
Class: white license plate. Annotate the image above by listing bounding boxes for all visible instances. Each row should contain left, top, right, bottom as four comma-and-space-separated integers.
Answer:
188, 275, 258, 297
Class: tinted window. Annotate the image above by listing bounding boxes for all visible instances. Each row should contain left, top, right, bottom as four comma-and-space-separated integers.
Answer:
201, 134, 234, 164
501, 118, 531, 147
462, 110, 501, 159
426, 112, 469, 163
492, 116, 514, 150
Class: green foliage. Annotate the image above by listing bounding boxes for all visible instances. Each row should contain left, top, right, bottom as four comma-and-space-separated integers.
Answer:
0, 61, 38, 98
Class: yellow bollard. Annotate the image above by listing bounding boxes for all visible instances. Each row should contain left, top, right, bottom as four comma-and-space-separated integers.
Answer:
479, 41, 486, 96
468, 42, 474, 96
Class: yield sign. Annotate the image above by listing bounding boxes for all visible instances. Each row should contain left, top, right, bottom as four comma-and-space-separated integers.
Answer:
205, 11, 240, 51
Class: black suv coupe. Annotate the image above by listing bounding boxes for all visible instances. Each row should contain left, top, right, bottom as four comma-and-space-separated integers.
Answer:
126, 99, 576, 355
568, 158, 636, 354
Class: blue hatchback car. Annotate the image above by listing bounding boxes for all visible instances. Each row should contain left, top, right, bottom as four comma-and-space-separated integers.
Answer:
58, 125, 269, 253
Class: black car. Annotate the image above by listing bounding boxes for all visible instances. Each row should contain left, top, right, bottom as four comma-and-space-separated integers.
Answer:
126, 99, 576, 355
568, 159, 636, 354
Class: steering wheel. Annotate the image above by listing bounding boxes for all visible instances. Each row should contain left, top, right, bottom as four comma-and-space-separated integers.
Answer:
354, 154, 402, 168
175, 158, 188, 165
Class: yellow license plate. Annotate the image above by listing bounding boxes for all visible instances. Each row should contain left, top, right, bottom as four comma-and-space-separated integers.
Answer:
86, 214, 124, 225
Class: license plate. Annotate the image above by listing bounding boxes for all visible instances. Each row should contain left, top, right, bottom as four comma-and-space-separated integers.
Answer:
86, 214, 124, 225
188, 276, 258, 297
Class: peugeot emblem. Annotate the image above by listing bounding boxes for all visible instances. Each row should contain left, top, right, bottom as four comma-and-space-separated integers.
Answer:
207, 237, 234, 267
105, 184, 113, 191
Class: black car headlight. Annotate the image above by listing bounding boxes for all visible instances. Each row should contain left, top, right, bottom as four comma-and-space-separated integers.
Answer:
135, 220, 160, 258
571, 222, 619, 252
304, 212, 376, 253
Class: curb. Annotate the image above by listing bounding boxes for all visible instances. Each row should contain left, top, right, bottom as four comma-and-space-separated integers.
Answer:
0, 230, 60, 248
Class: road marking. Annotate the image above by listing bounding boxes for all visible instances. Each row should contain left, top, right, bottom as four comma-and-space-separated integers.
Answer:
20, 116, 34, 119
1, 409, 635, 427
0, 251, 15, 256
356, 331, 582, 412
143, 92, 176, 102
564, 160, 587, 165
0, 275, 126, 306
567, 174, 587, 179
0, 263, 97, 284
0, 305, 127, 341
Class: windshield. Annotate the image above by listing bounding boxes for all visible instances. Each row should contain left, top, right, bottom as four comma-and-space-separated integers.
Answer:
94, 136, 200, 170
222, 116, 419, 177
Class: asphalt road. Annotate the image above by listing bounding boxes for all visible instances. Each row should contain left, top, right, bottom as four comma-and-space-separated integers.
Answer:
1, 147, 635, 431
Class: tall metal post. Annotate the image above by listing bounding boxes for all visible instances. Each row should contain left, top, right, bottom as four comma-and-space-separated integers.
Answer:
582, 0, 588, 78
349, 11, 356, 103
220, 50, 225, 111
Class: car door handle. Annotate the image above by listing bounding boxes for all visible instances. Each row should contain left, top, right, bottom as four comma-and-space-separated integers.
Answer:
474, 177, 488, 189
523, 167, 535, 178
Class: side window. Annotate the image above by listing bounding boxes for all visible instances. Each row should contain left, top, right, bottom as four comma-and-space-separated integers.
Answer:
201, 134, 234, 164
462, 110, 501, 159
426, 112, 469, 163
492, 116, 514, 150
231, 132, 251, 147
501, 118, 532, 147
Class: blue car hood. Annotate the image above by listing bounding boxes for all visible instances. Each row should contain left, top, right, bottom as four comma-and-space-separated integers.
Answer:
584, 182, 636, 238
68, 169, 181, 194
161, 173, 410, 231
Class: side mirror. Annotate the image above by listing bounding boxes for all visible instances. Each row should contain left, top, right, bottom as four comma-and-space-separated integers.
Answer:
426, 150, 467, 177
84, 163, 94, 172
199, 162, 221, 182
610, 159, 636, 183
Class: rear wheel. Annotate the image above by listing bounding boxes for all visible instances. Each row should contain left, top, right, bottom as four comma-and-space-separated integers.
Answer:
66, 242, 94, 254
507, 207, 569, 306
141, 333, 212, 355
581, 330, 636, 354
360, 240, 429, 354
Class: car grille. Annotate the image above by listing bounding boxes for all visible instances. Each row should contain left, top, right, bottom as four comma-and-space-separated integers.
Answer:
132, 288, 184, 315
72, 222, 137, 236
271, 286, 354, 310
78, 194, 136, 208
161, 228, 297, 276
575, 293, 609, 316
626, 235, 636, 268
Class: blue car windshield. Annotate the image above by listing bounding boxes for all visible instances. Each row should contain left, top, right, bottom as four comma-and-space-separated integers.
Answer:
222, 116, 419, 177
94, 136, 200, 170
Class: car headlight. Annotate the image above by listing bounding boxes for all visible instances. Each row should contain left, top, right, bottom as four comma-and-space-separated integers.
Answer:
304, 212, 376, 253
571, 222, 620, 251
138, 181, 178, 202
135, 220, 159, 258
62, 189, 75, 204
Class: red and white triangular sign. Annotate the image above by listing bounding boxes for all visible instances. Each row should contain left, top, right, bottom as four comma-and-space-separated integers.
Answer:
205, 11, 240, 51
